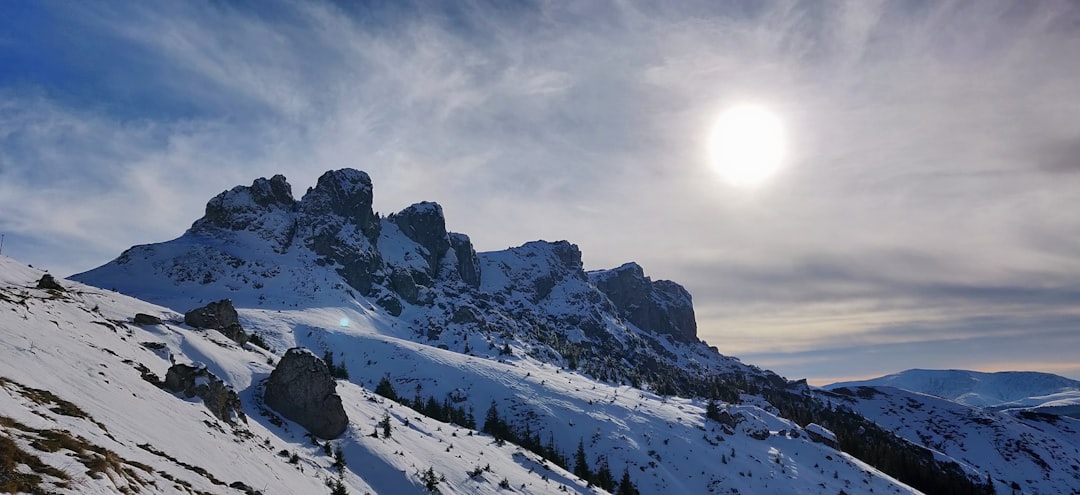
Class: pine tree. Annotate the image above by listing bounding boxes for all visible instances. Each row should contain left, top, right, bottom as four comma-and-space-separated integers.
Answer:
380, 412, 393, 438
483, 401, 504, 439
706, 399, 722, 422
595, 457, 615, 491
420, 467, 440, 492
328, 477, 348, 495
573, 438, 591, 481
375, 376, 398, 401
616, 467, 639, 495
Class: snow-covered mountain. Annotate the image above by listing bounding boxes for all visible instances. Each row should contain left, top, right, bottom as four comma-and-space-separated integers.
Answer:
1, 169, 1029, 494
1, 255, 925, 495
822, 385, 1080, 494
828, 369, 1080, 417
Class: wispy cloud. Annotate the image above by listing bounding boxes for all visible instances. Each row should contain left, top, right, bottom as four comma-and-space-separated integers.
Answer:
2, 0, 1078, 381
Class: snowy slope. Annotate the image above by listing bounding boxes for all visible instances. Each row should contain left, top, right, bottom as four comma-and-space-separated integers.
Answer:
0, 255, 600, 494
824, 385, 1080, 494
828, 369, 1080, 417
1, 254, 927, 494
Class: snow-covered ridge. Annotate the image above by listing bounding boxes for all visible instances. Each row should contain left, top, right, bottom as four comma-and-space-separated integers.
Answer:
827, 368, 1080, 417
823, 385, 1080, 494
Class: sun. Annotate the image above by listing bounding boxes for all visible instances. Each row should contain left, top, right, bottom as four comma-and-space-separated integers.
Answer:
708, 104, 786, 188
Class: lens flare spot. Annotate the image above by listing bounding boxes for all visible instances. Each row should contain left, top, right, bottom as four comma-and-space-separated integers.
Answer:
339, 317, 350, 328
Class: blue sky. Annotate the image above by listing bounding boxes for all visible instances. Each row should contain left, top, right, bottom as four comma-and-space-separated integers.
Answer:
2, 0, 1079, 384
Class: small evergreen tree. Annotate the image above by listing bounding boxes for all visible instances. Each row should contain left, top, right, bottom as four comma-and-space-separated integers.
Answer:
705, 399, 722, 422
573, 438, 591, 481
328, 477, 348, 495
379, 412, 393, 438
483, 401, 504, 440
375, 376, 398, 401
595, 457, 615, 491
420, 467, 440, 492
616, 467, 639, 495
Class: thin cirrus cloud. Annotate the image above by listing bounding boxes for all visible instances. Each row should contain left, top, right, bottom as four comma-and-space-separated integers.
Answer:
1, 1, 1078, 383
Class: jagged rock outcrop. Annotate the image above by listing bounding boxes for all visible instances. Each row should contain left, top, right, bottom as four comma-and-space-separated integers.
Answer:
163, 364, 245, 423
36, 274, 65, 291
263, 348, 348, 439
389, 202, 451, 276
297, 169, 382, 295
74, 170, 718, 398
184, 299, 248, 345
449, 233, 481, 288
589, 262, 697, 342
190, 174, 298, 253
133, 313, 163, 326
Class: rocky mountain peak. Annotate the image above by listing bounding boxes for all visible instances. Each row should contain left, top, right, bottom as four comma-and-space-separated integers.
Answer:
388, 202, 451, 276
252, 174, 295, 207
590, 262, 698, 342
298, 169, 378, 241
191, 174, 299, 252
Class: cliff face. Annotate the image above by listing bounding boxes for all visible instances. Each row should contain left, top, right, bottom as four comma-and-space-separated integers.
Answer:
589, 262, 697, 343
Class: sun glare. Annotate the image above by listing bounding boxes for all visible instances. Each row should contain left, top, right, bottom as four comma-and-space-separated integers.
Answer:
709, 104, 786, 188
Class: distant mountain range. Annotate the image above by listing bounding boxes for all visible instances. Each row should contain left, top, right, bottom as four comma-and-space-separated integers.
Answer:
3, 169, 1076, 494
828, 368, 1080, 418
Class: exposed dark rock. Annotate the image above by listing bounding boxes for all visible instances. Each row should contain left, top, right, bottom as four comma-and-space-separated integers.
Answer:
376, 295, 403, 316
133, 313, 163, 326
589, 262, 697, 343
163, 364, 245, 423
451, 305, 482, 325
184, 300, 248, 345
449, 233, 481, 288
389, 202, 451, 276
297, 169, 382, 295
263, 348, 349, 439
389, 268, 421, 305
36, 274, 65, 291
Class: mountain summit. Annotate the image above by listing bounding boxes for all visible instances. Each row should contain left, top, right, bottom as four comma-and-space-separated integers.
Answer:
74, 169, 721, 396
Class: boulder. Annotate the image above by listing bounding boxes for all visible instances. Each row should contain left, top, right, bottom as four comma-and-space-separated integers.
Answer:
133, 313, 163, 326
184, 300, 248, 345
263, 348, 349, 439
36, 274, 65, 291
163, 364, 245, 424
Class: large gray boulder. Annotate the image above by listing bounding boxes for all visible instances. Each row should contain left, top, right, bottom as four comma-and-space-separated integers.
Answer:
263, 348, 349, 439
184, 299, 248, 345
163, 364, 245, 424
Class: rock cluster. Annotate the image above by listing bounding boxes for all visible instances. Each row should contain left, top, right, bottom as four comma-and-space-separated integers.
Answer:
184, 299, 248, 345
163, 363, 245, 423
263, 348, 348, 439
